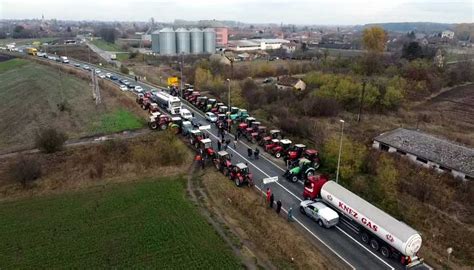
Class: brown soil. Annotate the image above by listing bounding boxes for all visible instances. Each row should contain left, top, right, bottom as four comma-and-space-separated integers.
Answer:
46, 45, 103, 64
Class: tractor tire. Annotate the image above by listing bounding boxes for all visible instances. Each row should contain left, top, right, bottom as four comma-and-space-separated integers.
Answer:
223, 168, 229, 176
149, 122, 158, 130
313, 163, 321, 170
141, 104, 146, 110
215, 163, 220, 171
306, 170, 314, 178
380, 246, 391, 258
235, 178, 241, 187
370, 239, 380, 251
318, 220, 324, 227
291, 175, 299, 183
275, 152, 282, 158
160, 124, 167, 130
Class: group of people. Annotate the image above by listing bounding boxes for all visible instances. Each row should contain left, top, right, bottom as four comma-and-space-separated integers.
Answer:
266, 188, 293, 221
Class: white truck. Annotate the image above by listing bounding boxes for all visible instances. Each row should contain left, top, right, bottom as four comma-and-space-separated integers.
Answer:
304, 178, 423, 267
152, 91, 181, 115
60, 56, 69, 63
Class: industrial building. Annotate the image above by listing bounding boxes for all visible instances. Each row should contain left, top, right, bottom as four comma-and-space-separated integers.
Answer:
227, 39, 290, 51
214, 27, 228, 47
373, 128, 474, 181
150, 27, 216, 55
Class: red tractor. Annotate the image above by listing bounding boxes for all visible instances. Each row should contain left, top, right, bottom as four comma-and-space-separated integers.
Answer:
148, 113, 172, 130
213, 150, 232, 176
136, 91, 153, 105
183, 88, 194, 99
269, 129, 282, 140
148, 103, 160, 113
303, 175, 329, 200
199, 138, 216, 160
189, 129, 205, 148
229, 163, 254, 187
284, 144, 307, 166
264, 139, 280, 152
237, 117, 256, 135
270, 139, 292, 158
188, 91, 201, 103
245, 121, 260, 142
211, 102, 225, 114
253, 126, 267, 144
303, 149, 321, 169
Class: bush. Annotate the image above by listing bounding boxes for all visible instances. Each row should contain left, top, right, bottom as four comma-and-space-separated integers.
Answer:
35, 128, 68, 153
120, 65, 129, 74
9, 156, 42, 188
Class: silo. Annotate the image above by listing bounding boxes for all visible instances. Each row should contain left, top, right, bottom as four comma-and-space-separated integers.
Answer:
159, 27, 176, 55
176, 28, 190, 54
203, 28, 216, 54
151, 30, 160, 53
190, 28, 204, 54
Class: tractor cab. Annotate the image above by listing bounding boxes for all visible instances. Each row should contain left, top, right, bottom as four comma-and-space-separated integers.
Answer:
213, 103, 225, 114
230, 107, 239, 115
250, 121, 261, 132
206, 98, 217, 112
264, 139, 280, 152
245, 121, 261, 142
199, 138, 215, 158
184, 88, 194, 99
214, 150, 232, 175
196, 96, 208, 110
303, 175, 329, 200
238, 117, 255, 133
189, 129, 204, 146
285, 144, 307, 163
284, 158, 316, 182
144, 91, 153, 99
148, 103, 159, 113
231, 108, 249, 121
182, 121, 193, 136
230, 163, 254, 187
259, 135, 272, 147
272, 139, 292, 158
254, 126, 267, 143
188, 91, 201, 103
270, 129, 282, 140
136, 93, 145, 105
216, 114, 227, 127
169, 116, 183, 134
218, 105, 228, 114
304, 149, 320, 168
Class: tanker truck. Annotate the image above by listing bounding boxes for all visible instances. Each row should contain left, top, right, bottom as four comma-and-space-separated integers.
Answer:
303, 175, 423, 267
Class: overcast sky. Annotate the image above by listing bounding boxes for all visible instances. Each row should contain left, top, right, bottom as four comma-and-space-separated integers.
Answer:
1, 0, 472, 25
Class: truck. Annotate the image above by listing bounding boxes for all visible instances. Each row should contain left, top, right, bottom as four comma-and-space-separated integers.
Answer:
27, 47, 38, 56
304, 177, 423, 267
152, 91, 181, 115
60, 56, 69, 63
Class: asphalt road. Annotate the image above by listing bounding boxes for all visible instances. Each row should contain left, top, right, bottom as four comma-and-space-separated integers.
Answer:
46, 56, 431, 270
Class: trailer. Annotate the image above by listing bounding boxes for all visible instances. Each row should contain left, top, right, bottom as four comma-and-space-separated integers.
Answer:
304, 178, 423, 267
152, 91, 181, 115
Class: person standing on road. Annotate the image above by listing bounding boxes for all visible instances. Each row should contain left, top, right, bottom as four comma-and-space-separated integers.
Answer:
287, 207, 293, 222
233, 138, 238, 149
254, 147, 260, 160
223, 140, 228, 151
247, 147, 253, 159
269, 193, 274, 208
220, 131, 225, 141
134, 76, 138, 82
276, 200, 282, 214
266, 188, 272, 205
217, 140, 222, 151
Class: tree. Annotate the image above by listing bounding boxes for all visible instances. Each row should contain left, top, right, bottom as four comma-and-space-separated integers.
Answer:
194, 67, 212, 89
66, 26, 72, 32
375, 156, 400, 214
402, 42, 423, 60
35, 128, 67, 153
362, 26, 387, 53
9, 156, 42, 188
99, 27, 116, 43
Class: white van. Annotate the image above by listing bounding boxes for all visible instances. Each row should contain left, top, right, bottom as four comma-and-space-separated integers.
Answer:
180, 108, 193, 120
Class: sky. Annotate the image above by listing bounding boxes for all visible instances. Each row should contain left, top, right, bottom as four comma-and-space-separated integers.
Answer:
1, 0, 472, 25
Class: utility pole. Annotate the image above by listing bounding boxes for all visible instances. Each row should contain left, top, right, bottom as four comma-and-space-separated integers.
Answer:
180, 52, 184, 97
336, 119, 345, 184
226, 78, 231, 112
357, 80, 366, 122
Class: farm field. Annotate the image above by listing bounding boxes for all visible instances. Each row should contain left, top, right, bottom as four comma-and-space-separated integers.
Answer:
91, 39, 125, 52
0, 57, 145, 151
0, 177, 241, 269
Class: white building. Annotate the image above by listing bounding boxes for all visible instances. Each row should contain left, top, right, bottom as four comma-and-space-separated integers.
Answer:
373, 128, 473, 181
441, 30, 455, 39
228, 39, 290, 51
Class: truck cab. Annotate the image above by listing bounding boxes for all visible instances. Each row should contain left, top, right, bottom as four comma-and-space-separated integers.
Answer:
300, 200, 339, 228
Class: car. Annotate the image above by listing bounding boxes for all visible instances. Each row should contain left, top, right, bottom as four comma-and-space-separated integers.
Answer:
99, 74, 106, 79
119, 85, 128, 91
180, 108, 193, 120
205, 112, 218, 122
123, 80, 131, 86
128, 84, 136, 89
299, 200, 339, 228
95, 69, 101, 74
134, 85, 144, 92
83, 65, 90, 70
74, 63, 81, 67
105, 73, 112, 78
263, 77, 273, 83
110, 75, 118, 80
191, 118, 202, 128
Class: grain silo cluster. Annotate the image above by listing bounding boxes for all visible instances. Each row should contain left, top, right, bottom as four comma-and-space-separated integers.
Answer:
151, 28, 216, 55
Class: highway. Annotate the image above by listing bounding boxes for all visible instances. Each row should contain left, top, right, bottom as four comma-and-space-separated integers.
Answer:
38, 55, 431, 270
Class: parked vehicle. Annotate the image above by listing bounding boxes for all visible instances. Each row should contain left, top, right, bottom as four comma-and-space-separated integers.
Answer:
199, 138, 216, 159
229, 163, 254, 187
189, 129, 205, 147
181, 121, 194, 136
269, 129, 282, 139
283, 158, 316, 182
110, 75, 118, 80
180, 108, 193, 120
270, 139, 292, 158
205, 112, 217, 122
74, 63, 81, 67
148, 113, 171, 130
213, 151, 232, 176
83, 65, 91, 70
60, 56, 69, 63
152, 91, 181, 115
183, 88, 194, 99
303, 176, 423, 266
284, 144, 307, 165
169, 116, 183, 134
230, 108, 249, 121
135, 85, 144, 92
105, 73, 112, 78
300, 200, 339, 228
303, 149, 321, 169
205, 98, 217, 112
217, 105, 228, 115
196, 96, 208, 111
99, 74, 106, 79
187, 91, 201, 103
119, 85, 127, 91
237, 117, 256, 134
211, 102, 225, 114
264, 139, 280, 152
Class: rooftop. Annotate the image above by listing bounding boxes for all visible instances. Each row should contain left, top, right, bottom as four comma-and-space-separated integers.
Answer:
277, 76, 302, 87
374, 128, 474, 176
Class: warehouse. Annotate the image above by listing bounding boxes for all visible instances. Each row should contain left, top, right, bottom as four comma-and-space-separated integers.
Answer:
373, 128, 474, 181
227, 38, 290, 51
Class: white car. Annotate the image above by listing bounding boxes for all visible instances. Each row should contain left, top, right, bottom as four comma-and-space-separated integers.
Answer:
180, 108, 193, 120
83, 65, 90, 70
119, 85, 128, 91
105, 73, 112, 78
134, 86, 144, 92
95, 69, 101, 74
205, 112, 217, 123
300, 200, 339, 228
99, 74, 106, 79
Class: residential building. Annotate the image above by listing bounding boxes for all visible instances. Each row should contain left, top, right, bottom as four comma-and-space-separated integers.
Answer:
441, 30, 455, 39
373, 128, 474, 181
214, 27, 228, 47
276, 76, 307, 91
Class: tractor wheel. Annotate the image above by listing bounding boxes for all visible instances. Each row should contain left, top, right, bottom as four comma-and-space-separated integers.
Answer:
215, 162, 220, 171
361, 233, 369, 243
160, 124, 167, 130
275, 152, 282, 158
223, 168, 229, 176
141, 104, 146, 110
313, 163, 320, 169
291, 175, 299, 183
235, 178, 241, 187
318, 220, 324, 227
149, 122, 158, 130
306, 170, 314, 178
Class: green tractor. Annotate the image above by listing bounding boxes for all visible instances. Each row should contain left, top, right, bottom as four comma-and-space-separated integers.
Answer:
283, 158, 316, 183
230, 108, 249, 122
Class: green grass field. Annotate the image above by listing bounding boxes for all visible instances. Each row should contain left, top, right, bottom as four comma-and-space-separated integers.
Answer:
91, 39, 125, 52
94, 109, 144, 133
0, 38, 58, 46
0, 58, 143, 150
0, 177, 241, 268
115, 52, 130, 61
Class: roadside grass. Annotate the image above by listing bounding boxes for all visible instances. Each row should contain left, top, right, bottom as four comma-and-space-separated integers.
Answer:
0, 38, 58, 46
0, 58, 28, 73
0, 177, 241, 268
115, 52, 130, 61
93, 109, 145, 134
91, 39, 125, 52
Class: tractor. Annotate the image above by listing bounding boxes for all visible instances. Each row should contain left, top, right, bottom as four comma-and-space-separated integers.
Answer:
189, 129, 205, 147
199, 138, 216, 160
283, 158, 316, 183
229, 163, 254, 187
284, 144, 307, 166
216, 114, 227, 128
183, 88, 194, 99
230, 108, 249, 122
205, 98, 217, 112
181, 121, 194, 137
196, 96, 208, 111
269, 129, 283, 140
148, 103, 160, 113
212, 103, 225, 114
218, 105, 228, 115
303, 149, 321, 169
136, 91, 153, 105
245, 121, 260, 142
264, 139, 280, 152
187, 91, 200, 103
148, 114, 172, 130
237, 117, 256, 135
270, 139, 292, 158
254, 126, 268, 144
168, 116, 183, 134
213, 150, 232, 176
230, 107, 239, 115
